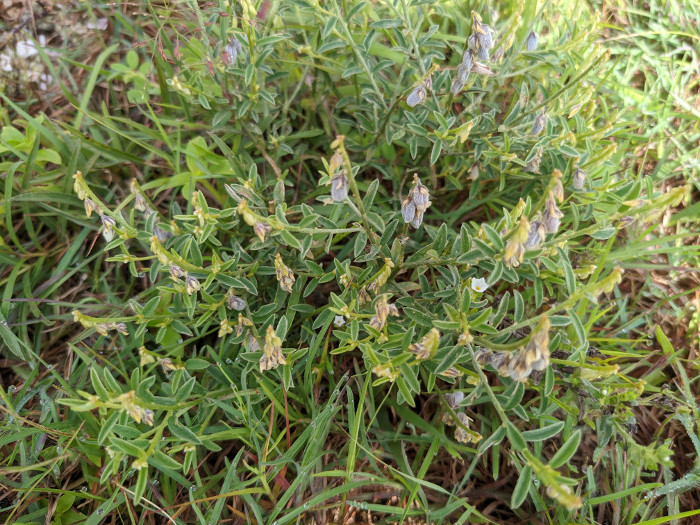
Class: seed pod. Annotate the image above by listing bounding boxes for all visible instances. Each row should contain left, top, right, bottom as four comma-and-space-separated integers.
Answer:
526, 30, 538, 51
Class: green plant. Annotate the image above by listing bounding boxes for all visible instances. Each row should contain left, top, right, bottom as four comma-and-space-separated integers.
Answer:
1, 0, 699, 523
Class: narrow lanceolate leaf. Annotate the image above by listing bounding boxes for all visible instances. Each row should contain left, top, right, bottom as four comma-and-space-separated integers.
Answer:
549, 429, 582, 468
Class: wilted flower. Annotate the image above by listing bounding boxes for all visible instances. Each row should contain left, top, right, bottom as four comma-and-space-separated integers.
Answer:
551, 169, 564, 202
409, 328, 440, 360
369, 295, 399, 331
458, 329, 473, 346
185, 276, 201, 295
572, 168, 586, 190
247, 334, 260, 352
471, 277, 489, 293
218, 318, 234, 338
141, 409, 154, 426
101, 215, 116, 242
114, 322, 129, 335
84, 198, 97, 218
525, 218, 546, 249
330, 171, 349, 202
368, 258, 395, 294
542, 195, 564, 234
406, 77, 431, 108
444, 391, 465, 409
454, 412, 473, 443
358, 286, 371, 305
169, 264, 184, 280
139, 346, 156, 366
401, 174, 431, 228
474, 347, 491, 365
236, 313, 254, 337
506, 352, 532, 382
461, 48, 474, 72
160, 358, 181, 372
170, 76, 191, 96
274, 254, 296, 293
259, 325, 286, 372
133, 193, 147, 213
526, 30, 538, 51
253, 221, 271, 242
524, 149, 542, 173
532, 111, 546, 135
440, 367, 463, 378
227, 293, 247, 311
223, 35, 244, 65
153, 224, 171, 243
489, 351, 511, 376
372, 363, 399, 382
504, 216, 530, 268
594, 266, 624, 296
546, 482, 582, 510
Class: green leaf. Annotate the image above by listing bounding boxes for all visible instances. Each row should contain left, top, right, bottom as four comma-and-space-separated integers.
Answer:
511, 464, 532, 508
168, 421, 202, 445
549, 429, 582, 468
505, 421, 526, 451
522, 421, 565, 442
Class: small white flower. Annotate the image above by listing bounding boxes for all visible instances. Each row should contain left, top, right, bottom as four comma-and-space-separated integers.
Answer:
471, 277, 489, 293
333, 315, 346, 327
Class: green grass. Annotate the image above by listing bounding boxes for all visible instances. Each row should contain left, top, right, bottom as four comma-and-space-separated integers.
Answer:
0, 0, 699, 523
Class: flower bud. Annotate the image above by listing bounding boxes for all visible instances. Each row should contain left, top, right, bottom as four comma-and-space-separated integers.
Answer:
169, 264, 184, 280
572, 168, 586, 190
227, 293, 247, 311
